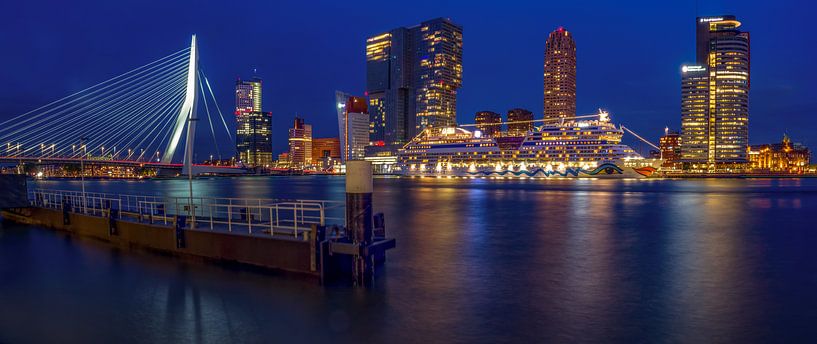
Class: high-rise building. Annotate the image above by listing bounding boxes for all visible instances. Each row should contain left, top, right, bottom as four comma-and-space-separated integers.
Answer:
336, 91, 370, 161
366, 17, 463, 148
507, 108, 534, 135
680, 65, 709, 164
235, 77, 272, 167
681, 16, 750, 171
543, 27, 577, 120
475, 111, 502, 137
288, 117, 312, 167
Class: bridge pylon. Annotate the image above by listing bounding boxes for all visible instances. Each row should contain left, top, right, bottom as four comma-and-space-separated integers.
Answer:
163, 34, 199, 165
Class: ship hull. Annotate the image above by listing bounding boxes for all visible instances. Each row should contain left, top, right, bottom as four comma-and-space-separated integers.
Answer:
400, 162, 658, 179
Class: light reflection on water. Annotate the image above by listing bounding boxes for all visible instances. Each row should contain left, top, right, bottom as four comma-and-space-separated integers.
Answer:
1, 177, 816, 342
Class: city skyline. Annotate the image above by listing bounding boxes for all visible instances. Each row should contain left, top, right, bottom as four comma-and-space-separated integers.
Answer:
1, 1, 814, 157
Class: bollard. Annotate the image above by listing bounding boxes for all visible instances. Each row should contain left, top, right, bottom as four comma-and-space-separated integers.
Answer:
109, 208, 119, 236
373, 212, 385, 239
62, 199, 71, 225
346, 160, 374, 286
175, 215, 187, 249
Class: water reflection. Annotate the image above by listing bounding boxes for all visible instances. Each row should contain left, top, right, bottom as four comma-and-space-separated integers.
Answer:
2, 177, 816, 342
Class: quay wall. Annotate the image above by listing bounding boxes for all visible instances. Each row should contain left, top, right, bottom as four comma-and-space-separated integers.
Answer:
4, 207, 315, 276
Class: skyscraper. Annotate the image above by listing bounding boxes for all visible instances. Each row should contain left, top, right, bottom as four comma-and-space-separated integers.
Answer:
414, 18, 463, 130
235, 77, 272, 167
681, 16, 750, 170
235, 77, 261, 114
680, 65, 709, 163
366, 17, 463, 149
543, 27, 576, 120
507, 108, 534, 135
475, 111, 502, 137
335, 91, 369, 161
288, 117, 312, 167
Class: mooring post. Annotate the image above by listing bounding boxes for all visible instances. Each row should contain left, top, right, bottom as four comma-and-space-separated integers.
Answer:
346, 160, 373, 286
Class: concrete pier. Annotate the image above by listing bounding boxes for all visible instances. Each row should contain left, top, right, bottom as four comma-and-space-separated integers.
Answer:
0, 174, 395, 285
2, 206, 318, 276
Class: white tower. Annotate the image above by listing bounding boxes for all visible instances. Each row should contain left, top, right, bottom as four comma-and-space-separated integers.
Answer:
163, 34, 199, 165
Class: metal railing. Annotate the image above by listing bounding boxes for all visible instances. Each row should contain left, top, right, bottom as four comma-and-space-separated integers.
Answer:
29, 189, 345, 239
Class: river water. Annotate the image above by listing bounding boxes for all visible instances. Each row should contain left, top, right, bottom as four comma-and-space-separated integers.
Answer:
1, 177, 816, 342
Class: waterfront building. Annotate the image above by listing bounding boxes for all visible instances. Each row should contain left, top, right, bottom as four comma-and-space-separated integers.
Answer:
475, 111, 502, 137
336, 91, 370, 161
680, 65, 709, 165
288, 117, 312, 167
543, 27, 577, 120
366, 17, 463, 148
312, 137, 341, 172
276, 152, 290, 166
507, 108, 534, 136
312, 137, 340, 162
681, 16, 750, 171
748, 135, 811, 174
659, 128, 681, 168
235, 77, 272, 167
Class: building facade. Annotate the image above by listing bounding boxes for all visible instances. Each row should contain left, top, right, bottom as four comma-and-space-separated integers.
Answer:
366, 17, 463, 148
680, 65, 709, 164
312, 137, 341, 171
507, 108, 534, 135
312, 137, 341, 161
543, 27, 577, 120
659, 129, 681, 168
336, 91, 370, 162
235, 77, 272, 167
682, 16, 750, 171
748, 135, 810, 174
288, 117, 312, 167
475, 111, 502, 137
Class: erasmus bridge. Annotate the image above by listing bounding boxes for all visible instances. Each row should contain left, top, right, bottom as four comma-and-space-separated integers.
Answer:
0, 35, 240, 175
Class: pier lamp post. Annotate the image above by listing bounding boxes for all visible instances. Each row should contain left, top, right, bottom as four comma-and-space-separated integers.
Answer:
186, 115, 199, 230
80, 137, 89, 214
16, 143, 22, 174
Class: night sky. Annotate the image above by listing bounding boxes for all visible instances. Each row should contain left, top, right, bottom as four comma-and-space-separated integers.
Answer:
1, 0, 815, 158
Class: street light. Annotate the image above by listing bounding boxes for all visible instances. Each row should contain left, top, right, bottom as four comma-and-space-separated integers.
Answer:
80, 137, 89, 214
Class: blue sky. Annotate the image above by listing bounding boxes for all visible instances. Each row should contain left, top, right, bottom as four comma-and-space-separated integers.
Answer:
1, 0, 814, 157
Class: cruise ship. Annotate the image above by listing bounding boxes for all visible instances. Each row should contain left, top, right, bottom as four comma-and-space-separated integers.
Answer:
397, 111, 660, 178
